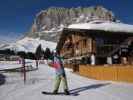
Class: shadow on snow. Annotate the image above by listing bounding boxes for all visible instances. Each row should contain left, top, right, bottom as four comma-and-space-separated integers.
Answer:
69, 83, 110, 95
0, 73, 6, 85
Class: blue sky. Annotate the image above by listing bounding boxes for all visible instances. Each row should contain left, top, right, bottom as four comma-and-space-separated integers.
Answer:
0, 0, 133, 42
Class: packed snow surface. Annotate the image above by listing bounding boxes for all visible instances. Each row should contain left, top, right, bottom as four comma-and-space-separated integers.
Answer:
0, 62, 133, 100
68, 21, 133, 33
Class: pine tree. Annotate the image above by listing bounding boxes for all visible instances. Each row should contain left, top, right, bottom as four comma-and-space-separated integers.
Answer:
17, 51, 27, 59
35, 44, 42, 59
35, 44, 43, 69
44, 47, 52, 60
27, 52, 35, 59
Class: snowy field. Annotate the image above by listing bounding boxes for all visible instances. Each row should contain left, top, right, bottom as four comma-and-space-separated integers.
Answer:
0, 62, 133, 100
0, 60, 36, 70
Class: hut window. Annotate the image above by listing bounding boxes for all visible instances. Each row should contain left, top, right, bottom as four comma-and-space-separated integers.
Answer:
64, 43, 72, 50
76, 42, 79, 49
83, 39, 87, 48
64, 36, 73, 49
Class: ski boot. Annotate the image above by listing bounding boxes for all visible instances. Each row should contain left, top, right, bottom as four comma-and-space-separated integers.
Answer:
64, 89, 70, 95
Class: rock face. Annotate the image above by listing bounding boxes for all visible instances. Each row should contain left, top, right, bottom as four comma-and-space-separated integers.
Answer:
28, 6, 117, 42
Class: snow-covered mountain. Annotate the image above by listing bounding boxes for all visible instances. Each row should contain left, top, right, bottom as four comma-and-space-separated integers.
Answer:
0, 6, 118, 52
0, 37, 56, 53
27, 6, 117, 42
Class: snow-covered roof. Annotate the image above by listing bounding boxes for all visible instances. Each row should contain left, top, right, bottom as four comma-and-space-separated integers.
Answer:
68, 21, 133, 33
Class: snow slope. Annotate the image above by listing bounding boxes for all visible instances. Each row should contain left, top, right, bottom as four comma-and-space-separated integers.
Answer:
0, 62, 133, 100
1, 37, 57, 52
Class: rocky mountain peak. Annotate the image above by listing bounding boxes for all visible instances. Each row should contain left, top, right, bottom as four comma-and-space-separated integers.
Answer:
28, 6, 117, 42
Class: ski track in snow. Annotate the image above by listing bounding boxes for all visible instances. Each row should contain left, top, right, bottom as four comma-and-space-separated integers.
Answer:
0, 63, 133, 100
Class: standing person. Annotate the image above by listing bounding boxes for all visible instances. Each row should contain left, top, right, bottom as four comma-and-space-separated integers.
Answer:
91, 53, 96, 65
21, 57, 26, 83
49, 50, 70, 95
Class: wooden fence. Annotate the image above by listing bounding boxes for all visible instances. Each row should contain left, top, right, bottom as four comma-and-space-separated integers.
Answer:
79, 65, 133, 83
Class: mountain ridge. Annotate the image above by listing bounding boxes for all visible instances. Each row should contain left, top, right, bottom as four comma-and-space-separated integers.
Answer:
0, 6, 118, 52
27, 6, 117, 42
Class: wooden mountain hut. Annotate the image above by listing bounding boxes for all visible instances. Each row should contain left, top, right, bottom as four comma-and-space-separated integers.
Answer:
56, 21, 133, 66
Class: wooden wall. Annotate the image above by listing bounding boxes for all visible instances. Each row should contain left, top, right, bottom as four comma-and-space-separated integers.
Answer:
60, 33, 95, 58
79, 65, 133, 83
